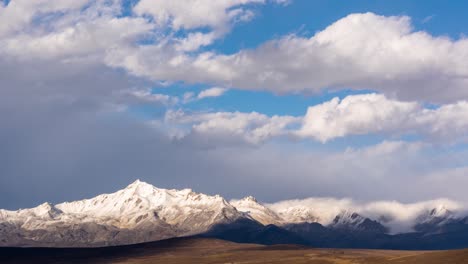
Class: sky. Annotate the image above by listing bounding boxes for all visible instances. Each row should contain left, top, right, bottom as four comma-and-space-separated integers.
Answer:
2, 0, 468, 210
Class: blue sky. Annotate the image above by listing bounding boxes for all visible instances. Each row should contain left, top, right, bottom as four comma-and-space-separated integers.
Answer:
216, 0, 468, 53
2, 0, 468, 209
142, 0, 468, 119
131, 0, 468, 148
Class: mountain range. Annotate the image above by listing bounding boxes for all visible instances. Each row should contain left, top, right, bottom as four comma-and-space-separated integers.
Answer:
2, 180, 468, 249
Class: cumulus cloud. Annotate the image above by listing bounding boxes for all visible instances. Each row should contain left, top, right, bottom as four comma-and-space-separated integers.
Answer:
1, 1, 468, 215
297, 94, 418, 142
132, 0, 283, 52
110, 12, 468, 103
158, 93, 468, 145
298, 94, 468, 143
0, 0, 153, 61
0, 0, 284, 68
0, 0, 90, 37
3, 86, 468, 212
2, 3, 468, 103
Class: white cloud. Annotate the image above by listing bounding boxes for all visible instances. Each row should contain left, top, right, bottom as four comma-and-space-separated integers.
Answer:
3, 17, 153, 60
133, 0, 264, 32
0, 0, 90, 37
298, 94, 468, 143
297, 94, 418, 142
268, 197, 463, 233
416, 102, 468, 142
146, 93, 468, 145
197, 87, 228, 99
175, 32, 217, 52
175, 87, 228, 105
3, 4, 468, 104
0, 0, 154, 62
3, 1, 468, 211
111, 12, 468, 103
120, 88, 179, 106
165, 109, 300, 144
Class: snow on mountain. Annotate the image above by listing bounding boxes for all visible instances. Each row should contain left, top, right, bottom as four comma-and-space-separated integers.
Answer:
361, 199, 464, 233
329, 211, 388, 233
230, 196, 283, 225
1, 181, 467, 247
417, 205, 454, 224
0, 180, 243, 247
330, 211, 366, 228
55, 180, 240, 230
266, 198, 354, 226
412, 205, 465, 233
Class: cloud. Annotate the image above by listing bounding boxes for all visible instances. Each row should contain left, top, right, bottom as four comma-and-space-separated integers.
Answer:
422, 15, 435, 24
2, 85, 468, 213
197, 87, 228, 99
297, 94, 418, 142
120, 88, 179, 106
0, 0, 155, 76
111, 12, 468, 103
0, 1, 468, 218
298, 94, 468, 143
267, 197, 463, 233
133, 0, 264, 32
0, 0, 90, 37
158, 93, 468, 145
0, 0, 275, 65
164, 109, 300, 145
2, 3, 468, 104
179, 87, 228, 104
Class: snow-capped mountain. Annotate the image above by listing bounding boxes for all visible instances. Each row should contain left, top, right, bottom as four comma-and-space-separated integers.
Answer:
0, 180, 243, 247
417, 205, 454, 225
230, 196, 283, 225
331, 211, 365, 226
232, 197, 387, 233
329, 211, 388, 233
1, 180, 467, 248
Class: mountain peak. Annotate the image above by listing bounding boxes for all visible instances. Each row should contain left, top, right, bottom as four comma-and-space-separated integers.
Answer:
241, 196, 258, 203
123, 179, 161, 196
429, 205, 452, 217
30, 202, 62, 218
126, 179, 153, 188
231, 196, 283, 226
331, 210, 365, 226
330, 210, 388, 233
